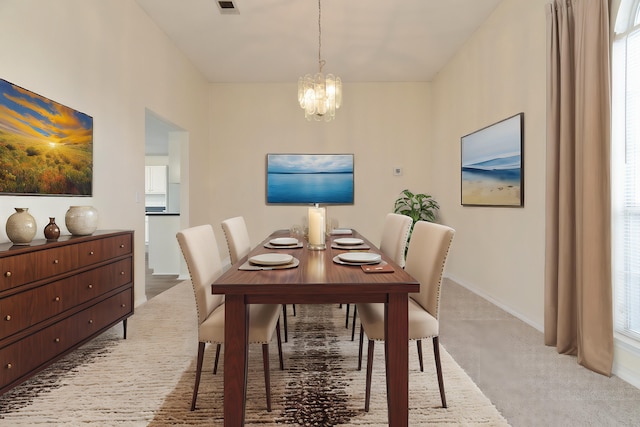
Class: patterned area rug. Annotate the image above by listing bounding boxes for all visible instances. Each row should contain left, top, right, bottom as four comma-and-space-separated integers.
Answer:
0, 281, 508, 426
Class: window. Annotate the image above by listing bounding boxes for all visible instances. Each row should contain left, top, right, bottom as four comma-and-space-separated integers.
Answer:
613, 0, 640, 341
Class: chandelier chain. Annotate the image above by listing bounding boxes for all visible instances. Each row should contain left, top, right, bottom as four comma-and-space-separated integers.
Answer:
318, 0, 325, 73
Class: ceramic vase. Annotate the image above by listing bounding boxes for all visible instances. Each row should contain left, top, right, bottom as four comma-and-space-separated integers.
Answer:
65, 206, 98, 236
6, 208, 37, 245
44, 217, 61, 241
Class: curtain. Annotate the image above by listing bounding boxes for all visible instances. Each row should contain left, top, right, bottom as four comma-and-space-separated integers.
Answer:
545, 0, 613, 376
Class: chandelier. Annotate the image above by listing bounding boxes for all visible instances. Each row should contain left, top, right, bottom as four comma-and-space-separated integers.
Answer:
297, 0, 342, 121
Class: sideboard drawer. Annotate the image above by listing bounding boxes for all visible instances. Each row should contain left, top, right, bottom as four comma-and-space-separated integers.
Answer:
0, 288, 132, 388
75, 257, 132, 301
33, 246, 76, 282
76, 234, 133, 268
69, 288, 132, 343
0, 258, 132, 339
0, 253, 37, 292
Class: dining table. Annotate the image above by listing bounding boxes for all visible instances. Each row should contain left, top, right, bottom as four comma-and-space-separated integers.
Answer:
211, 229, 420, 427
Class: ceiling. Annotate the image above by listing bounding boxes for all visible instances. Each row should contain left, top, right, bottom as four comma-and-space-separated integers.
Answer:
134, 0, 503, 83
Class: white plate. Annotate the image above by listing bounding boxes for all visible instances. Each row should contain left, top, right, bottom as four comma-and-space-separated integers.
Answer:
334, 237, 364, 246
269, 237, 299, 246
337, 252, 381, 264
249, 253, 294, 266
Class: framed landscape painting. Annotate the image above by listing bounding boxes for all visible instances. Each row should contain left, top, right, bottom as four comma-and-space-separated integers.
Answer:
461, 113, 524, 207
0, 78, 93, 196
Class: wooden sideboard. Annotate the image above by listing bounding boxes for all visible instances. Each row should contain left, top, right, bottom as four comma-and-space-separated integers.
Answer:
0, 230, 134, 395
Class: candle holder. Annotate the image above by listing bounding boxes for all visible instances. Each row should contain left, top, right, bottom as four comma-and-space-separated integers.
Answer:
307, 204, 326, 250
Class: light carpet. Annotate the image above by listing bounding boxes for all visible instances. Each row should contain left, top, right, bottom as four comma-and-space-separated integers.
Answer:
0, 281, 508, 426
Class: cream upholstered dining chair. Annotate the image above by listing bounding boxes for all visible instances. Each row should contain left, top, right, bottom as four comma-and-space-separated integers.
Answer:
220, 216, 251, 265
356, 220, 455, 411
347, 213, 413, 340
379, 212, 414, 269
176, 224, 284, 412
221, 216, 295, 342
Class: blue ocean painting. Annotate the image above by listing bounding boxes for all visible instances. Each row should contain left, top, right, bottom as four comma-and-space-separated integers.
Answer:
267, 154, 354, 204
461, 114, 522, 205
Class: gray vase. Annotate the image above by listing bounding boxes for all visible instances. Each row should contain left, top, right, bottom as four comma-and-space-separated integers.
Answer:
6, 208, 37, 245
65, 206, 98, 236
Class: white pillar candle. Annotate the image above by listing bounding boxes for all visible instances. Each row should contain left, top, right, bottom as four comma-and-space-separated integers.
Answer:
308, 206, 326, 247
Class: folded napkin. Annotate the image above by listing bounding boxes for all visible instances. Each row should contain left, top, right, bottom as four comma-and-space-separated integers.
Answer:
361, 262, 394, 273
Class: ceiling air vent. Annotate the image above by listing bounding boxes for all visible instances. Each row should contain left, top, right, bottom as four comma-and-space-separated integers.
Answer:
217, 0, 239, 14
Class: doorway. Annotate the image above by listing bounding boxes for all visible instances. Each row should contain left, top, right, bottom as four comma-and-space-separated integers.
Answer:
144, 109, 187, 299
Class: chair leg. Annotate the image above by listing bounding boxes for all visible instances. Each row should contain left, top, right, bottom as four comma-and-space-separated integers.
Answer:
276, 319, 284, 370
358, 324, 365, 370
417, 339, 424, 372
282, 304, 288, 343
262, 344, 272, 412
345, 303, 350, 328
351, 305, 358, 341
213, 343, 221, 374
292, 304, 296, 316
364, 339, 375, 412
191, 341, 205, 411
433, 336, 447, 408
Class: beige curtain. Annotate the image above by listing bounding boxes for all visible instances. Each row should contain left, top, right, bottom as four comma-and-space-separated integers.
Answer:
545, 0, 613, 376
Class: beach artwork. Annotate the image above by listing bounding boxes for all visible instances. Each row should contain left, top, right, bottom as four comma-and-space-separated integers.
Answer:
0, 79, 93, 195
461, 113, 523, 206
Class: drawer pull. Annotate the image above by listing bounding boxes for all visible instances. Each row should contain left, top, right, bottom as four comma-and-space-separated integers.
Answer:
121, 304, 126, 308
54, 338, 60, 343
55, 296, 61, 302
120, 244, 125, 248
88, 319, 93, 324
120, 271, 125, 275
4, 271, 11, 278
88, 284, 93, 289
53, 259, 59, 264
5, 315, 11, 321
6, 363, 12, 369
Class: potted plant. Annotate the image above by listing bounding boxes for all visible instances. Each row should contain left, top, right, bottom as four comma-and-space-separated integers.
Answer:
393, 189, 440, 253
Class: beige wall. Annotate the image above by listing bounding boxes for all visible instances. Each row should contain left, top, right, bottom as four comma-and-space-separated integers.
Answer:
0, 0, 210, 305
207, 82, 432, 260
431, 0, 548, 328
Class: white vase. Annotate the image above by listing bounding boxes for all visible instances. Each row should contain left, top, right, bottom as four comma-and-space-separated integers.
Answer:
65, 206, 98, 236
6, 208, 37, 245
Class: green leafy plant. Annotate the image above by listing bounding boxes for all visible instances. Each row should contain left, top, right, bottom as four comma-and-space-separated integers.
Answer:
393, 189, 440, 254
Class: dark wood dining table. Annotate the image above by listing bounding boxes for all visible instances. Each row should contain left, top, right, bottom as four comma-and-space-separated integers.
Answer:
211, 229, 419, 426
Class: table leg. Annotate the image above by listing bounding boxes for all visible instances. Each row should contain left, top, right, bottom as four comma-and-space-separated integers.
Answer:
224, 295, 249, 426
385, 293, 409, 427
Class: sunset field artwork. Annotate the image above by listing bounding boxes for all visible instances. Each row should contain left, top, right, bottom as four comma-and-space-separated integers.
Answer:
0, 79, 93, 195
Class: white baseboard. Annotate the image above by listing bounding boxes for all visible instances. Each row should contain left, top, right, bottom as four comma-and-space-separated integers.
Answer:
613, 335, 640, 389
445, 274, 544, 332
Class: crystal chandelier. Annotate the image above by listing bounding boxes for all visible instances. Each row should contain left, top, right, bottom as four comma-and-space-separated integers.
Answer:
297, 0, 342, 122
